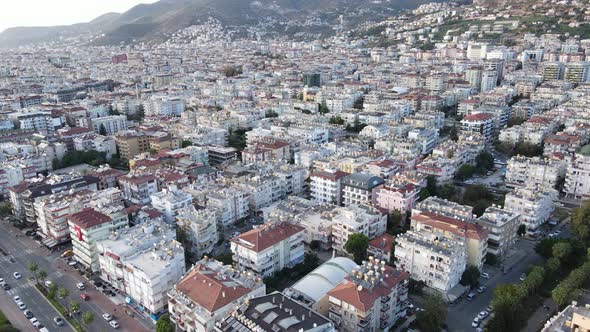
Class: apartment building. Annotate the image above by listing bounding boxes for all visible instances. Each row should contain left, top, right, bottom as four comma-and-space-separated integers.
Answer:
415, 196, 474, 220
206, 187, 250, 227
242, 139, 290, 164
564, 148, 590, 200
150, 186, 193, 223
67, 207, 129, 271
230, 221, 305, 277
395, 231, 466, 295
90, 115, 128, 135
234, 174, 285, 212
118, 173, 159, 205
504, 186, 556, 231
216, 292, 335, 332
411, 211, 488, 270
176, 206, 218, 258
147, 95, 185, 116
342, 173, 385, 207
310, 170, 348, 206
506, 156, 564, 191
460, 113, 495, 144
327, 257, 410, 332
115, 131, 150, 160
372, 181, 419, 216
73, 133, 117, 159
206, 146, 238, 165
367, 233, 396, 263
416, 157, 457, 183
564, 62, 590, 84
97, 220, 185, 319
476, 206, 520, 257
168, 258, 266, 332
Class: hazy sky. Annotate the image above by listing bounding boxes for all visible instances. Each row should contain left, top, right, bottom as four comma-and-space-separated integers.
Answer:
0, 0, 159, 33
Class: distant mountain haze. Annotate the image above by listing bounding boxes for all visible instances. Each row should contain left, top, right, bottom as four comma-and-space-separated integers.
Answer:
0, 0, 446, 47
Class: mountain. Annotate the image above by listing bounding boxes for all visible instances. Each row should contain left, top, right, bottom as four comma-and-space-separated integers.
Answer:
0, 0, 441, 47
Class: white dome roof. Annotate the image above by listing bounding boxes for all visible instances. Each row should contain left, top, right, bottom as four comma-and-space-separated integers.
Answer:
291, 256, 356, 302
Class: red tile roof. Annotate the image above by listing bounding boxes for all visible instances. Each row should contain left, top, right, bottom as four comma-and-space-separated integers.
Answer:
463, 113, 494, 121
368, 233, 396, 254
231, 222, 304, 253
310, 170, 348, 181
67, 208, 111, 229
412, 211, 488, 240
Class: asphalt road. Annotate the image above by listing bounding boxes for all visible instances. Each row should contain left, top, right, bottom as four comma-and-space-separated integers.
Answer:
446, 239, 543, 332
0, 221, 116, 331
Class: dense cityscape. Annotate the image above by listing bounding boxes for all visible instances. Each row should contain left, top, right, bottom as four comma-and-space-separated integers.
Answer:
0, 0, 590, 331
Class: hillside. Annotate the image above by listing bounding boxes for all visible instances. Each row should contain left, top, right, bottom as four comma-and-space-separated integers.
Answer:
0, 0, 443, 47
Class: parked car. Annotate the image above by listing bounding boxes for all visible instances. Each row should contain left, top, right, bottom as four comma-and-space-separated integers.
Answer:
102, 313, 112, 321
54, 316, 65, 326
76, 282, 85, 290
0, 277, 5, 285
480, 272, 490, 279
13, 295, 21, 303
16, 301, 27, 310
472, 317, 480, 327
3, 284, 10, 290
477, 286, 486, 294
80, 293, 89, 301
478, 311, 489, 319
61, 250, 74, 258
13, 272, 21, 279
467, 293, 476, 301
520, 273, 527, 281
486, 305, 493, 312
29, 317, 39, 327
44, 280, 53, 287
109, 320, 120, 329
24, 310, 33, 319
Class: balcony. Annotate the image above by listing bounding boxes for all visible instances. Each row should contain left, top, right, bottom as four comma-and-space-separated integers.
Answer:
329, 305, 342, 316
381, 295, 391, 303
358, 319, 370, 328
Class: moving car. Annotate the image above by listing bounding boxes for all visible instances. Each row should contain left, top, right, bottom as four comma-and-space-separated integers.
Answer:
54, 316, 65, 326
76, 282, 85, 290
13, 272, 21, 279
102, 313, 112, 321
80, 293, 90, 301
109, 320, 120, 329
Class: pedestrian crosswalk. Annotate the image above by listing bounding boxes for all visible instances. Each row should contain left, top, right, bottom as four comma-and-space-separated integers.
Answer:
6, 279, 35, 295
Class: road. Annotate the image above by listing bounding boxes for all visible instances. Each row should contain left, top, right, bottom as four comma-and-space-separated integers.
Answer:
446, 238, 543, 332
0, 220, 151, 332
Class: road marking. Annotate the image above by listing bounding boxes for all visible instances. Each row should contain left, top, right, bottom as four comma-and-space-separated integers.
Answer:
54, 271, 63, 278
24, 249, 33, 254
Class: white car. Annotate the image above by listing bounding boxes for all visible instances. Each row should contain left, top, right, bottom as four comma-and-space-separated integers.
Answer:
480, 272, 490, 279
109, 320, 120, 329
76, 282, 85, 290
16, 301, 27, 310
0, 278, 4, 285
29, 317, 39, 326
13, 295, 21, 303
102, 313, 112, 321
472, 317, 480, 327
44, 280, 53, 287
478, 310, 489, 319
13, 272, 21, 279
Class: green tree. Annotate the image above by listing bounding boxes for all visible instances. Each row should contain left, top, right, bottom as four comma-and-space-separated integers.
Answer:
265, 109, 279, 118
449, 125, 459, 141
419, 188, 431, 200
81, 312, 94, 326
475, 151, 494, 174
38, 270, 47, 283
329, 116, 345, 125
517, 224, 526, 237
99, 124, 108, 136
309, 240, 321, 250
387, 210, 402, 235
52, 158, 60, 170
572, 201, 590, 241
181, 140, 193, 148
553, 242, 573, 260
47, 283, 57, 299
215, 253, 233, 265
156, 313, 175, 332
319, 100, 330, 114
455, 164, 475, 180
415, 294, 447, 332
426, 175, 437, 196
514, 142, 543, 157
69, 301, 80, 314
344, 233, 369, 264
535, 238, 560, 258
58, 288, 68, 299
507, 116, 526, 127
28, 262, 38, 282
488, 284, 525, 332
460, 265, 481, 288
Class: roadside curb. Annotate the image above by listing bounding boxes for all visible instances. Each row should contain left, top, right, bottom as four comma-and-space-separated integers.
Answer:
32, 285, 82, 332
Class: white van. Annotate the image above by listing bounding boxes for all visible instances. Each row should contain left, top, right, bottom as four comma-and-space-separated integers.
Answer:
467, 293, 476, 301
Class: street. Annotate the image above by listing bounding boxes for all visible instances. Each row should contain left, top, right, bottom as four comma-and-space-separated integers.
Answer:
446, 238, 543, 332
0, 220, 151, 332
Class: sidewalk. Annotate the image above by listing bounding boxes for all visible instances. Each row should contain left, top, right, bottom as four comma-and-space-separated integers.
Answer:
523, 298, 557, 332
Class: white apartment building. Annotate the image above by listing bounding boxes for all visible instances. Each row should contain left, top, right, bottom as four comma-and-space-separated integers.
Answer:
230, 222, 305, 277
97, 220, 185, 319
341, 173, 385, 207
460, 113, 495, 144
67, 207, 129, 272
416, 157, 457, 183
395, 230, 466, 295
150, 186, 193, 224
118, 173, 159, 205
327, 257, 410, 332
564, 149, 590, 200
147, 95, 185, 116
504, 186, 556, 231
90, 115, 128, 135
167, 258, 266, 332
73, 134, 117, 159
234, 175, 285, 212
506, 156, 565, 191
176, 206, 218, 258
206, 188, 250, 227
476, 206, 520, 258
275, 164, 308, 196
310, 170, 348, 206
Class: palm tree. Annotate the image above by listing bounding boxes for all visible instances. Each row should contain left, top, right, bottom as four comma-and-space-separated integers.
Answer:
38, 270, 47, 283
28, 262, 38, 282
58, 288, 68, 299
81, 312, 94, 326
69, 301, 80, 315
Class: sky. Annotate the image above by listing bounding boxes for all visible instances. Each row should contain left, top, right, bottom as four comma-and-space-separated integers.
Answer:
0, 0, 159, 33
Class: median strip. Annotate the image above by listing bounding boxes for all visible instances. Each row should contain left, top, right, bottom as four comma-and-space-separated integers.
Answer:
33, 283, 85, 332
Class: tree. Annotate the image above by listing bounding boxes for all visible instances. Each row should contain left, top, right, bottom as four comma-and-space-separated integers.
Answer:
387, 210, 402, 235
69, 301, 80, 314
460, 265, 481, 288
329, 116, 345, 125
553, 242, 573, 260
58, 288, 68, 299
517, 224, 526, 237
572, 201, 590, 241
507, 116, 526, 127
475, 151, 494, 174
455, 164, 475, 181
81, 312, 94, 326
156, 313, 175, 332
514, 142, 543, 157
353, 96, 364, 110
488, 284, 525, 332
318, 100, 330, 114
28, 262, 38, 282
449, 125, 459, 141
265, 109, 279, 118
535, 238, 560, 258
419, 188, 431, 200
309, 240, 321, 250
344, 233, 369, 264
52, 158, 60, 170
215, 253, 233, 265
415, 294, 447, 332
181, 140, 193, 148
99, 124, 108, 136
38, 270, 47, 283
47, 283, 57, 299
